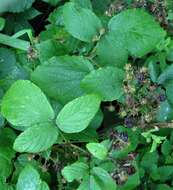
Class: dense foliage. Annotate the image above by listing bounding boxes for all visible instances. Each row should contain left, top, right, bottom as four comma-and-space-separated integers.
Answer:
1, 0, 173, 189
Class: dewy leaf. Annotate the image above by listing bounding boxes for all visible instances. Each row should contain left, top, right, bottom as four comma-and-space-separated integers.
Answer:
86, 142, 108, 160
16, 165, 41, 190
156, 100, 173, 122
108, 9, 166, 57
81, 66, 125, 101
13, 122, 58, 153
56, 94, 101, 133
96, 32, 128, 67
31, 56, 94, 104
63, 2, 102, 42
0, 0, 35, 13
1, 80, 54, 127
62, 162, 89, 182
91, 167, 117, 190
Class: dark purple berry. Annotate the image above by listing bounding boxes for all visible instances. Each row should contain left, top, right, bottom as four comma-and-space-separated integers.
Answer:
124, 117, 133, 128
158, 94, 166, 102
119, 132, 128, 142
137, 73, 145, 83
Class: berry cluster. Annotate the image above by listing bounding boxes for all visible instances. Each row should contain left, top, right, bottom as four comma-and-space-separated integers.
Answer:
120, 64, 166, 129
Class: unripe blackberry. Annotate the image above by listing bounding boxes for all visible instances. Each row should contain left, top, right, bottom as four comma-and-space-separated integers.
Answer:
124, 117, 134, 128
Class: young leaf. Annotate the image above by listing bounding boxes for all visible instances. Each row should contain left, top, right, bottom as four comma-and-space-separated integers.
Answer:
109, 9, 166, 57
81, 66, 125, 101
16, 165, 41, 190
13, 122, 58, 153
31, 56, 93, 104
86, 142, 108, 160
56, 94, 101, 133
62, 162, 89, 182
63, 2, 102, 42
1, 80, 54, 128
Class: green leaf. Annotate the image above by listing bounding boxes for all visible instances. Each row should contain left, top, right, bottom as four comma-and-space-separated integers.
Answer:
148, 60, 160, 83
165, 81, 173, 105
96, 32, 128, 67
0, 157, 12, 179
32, 56, 93, 104
38, 181, 50, 190
86, 143, 107, 160
119, 172, 140, 190
63, 2, 102, 42
0, 48, 28, 90
0, 128, 16, 160
16, 165, 41, 190
141, 151, 158, 171
157, 166, 173, 181
156, 184, 172, 190
161, 140, 172, 156
36, 39, 67, 63
0, 0, 35, 13
56, 94, 101, 133
91, 167, 117, 190
108, 9, 166, 57
63, 126, 98, 142
81, 67, 125, 101
0, 129, 16, 179
42, 0, 60, 6
0, 17, 5, 31
157, 65, 173, 84
62, 162, 89, 182
70, 0, 92, 9
13, 122, 58, 153
0, 33, 30, 51
1, 80, 54, 128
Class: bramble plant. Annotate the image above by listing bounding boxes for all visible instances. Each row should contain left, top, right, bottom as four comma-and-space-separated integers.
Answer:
1, 0, 173, 190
